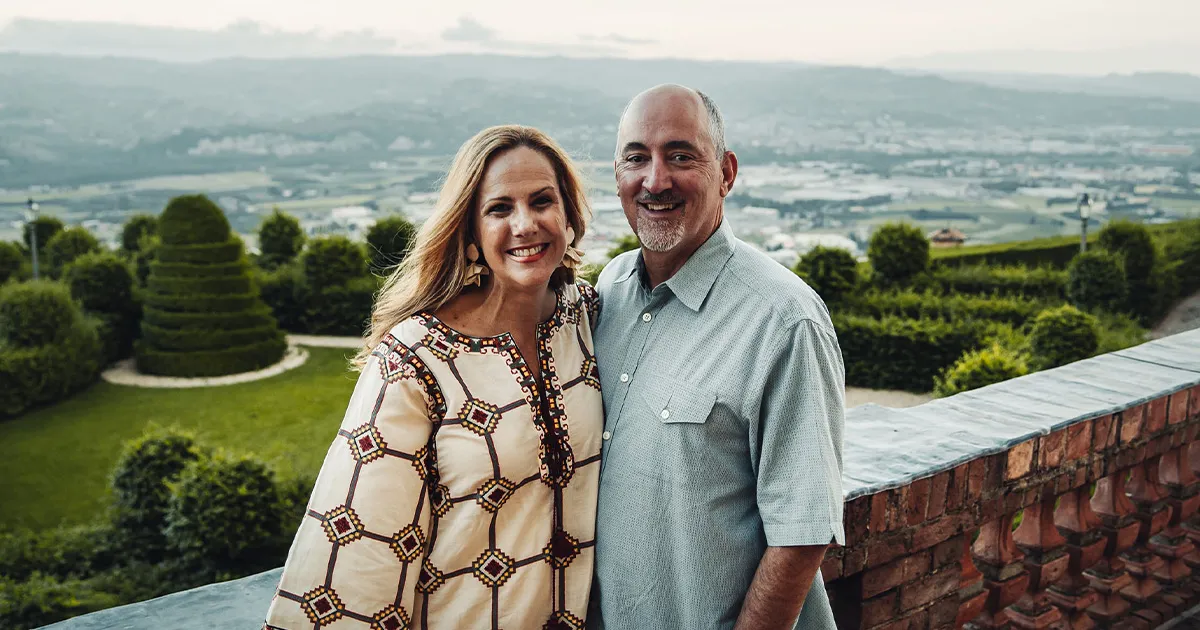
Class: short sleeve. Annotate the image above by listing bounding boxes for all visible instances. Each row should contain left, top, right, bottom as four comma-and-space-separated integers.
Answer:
755, 319, 845, 547
264, 333, 438, 628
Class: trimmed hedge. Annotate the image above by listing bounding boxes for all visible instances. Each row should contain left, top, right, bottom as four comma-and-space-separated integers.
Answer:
141, 306, 276, 331
135, 337, 288, 378
832, 313, 1001, 392
146, 274, 254, 296
44, 227, 102, 277
257, 209, 306, 269
149, 260, 247, 278
257, 263, 376, 335
154, 239, 243, 265
794, 246, 859, 303
255, 264, 307, 332
158, 195, 234, 246
141, 291, 262, 314
0, 281, 81, 348
64, 253, 141, 364
926, 264, 1067, 299
844, 289, 1045, 327
868, 223, 930, 285
140, 322, 280, 352
0, 317, 102, 417
1066, 250, 1127, 313
302, 235, 368, 292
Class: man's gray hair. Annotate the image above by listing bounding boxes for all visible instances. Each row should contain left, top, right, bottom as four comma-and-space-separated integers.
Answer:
614, 87, 728, 159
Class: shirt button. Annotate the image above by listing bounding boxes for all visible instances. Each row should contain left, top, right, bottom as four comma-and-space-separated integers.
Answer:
602, 431, 612, 440
619, 373, 629, 383
642, 312, 653, 323
660, 409, 670, 420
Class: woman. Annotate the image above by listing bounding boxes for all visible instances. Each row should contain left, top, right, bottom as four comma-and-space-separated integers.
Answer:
264, 125, 602, 629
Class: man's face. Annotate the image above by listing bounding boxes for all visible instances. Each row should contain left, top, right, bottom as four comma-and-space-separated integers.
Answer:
614, 90, 735, 254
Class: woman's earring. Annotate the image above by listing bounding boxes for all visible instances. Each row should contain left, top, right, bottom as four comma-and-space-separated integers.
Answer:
561, 227, 583, 271
464, 243, 489, 287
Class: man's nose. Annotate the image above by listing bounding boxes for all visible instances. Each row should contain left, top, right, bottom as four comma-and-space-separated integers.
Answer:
642, 158, 672, 194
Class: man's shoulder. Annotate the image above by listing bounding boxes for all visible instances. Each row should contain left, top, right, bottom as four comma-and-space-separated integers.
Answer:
595, 249, 640, 293
720, 240, 834, 332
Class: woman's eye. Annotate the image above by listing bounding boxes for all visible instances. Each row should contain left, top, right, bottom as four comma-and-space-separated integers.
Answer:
535, 196, 553, 207
487, 204, 510, 214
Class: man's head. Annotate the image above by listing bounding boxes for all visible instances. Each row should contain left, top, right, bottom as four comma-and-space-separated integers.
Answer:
614, 84, 737, 256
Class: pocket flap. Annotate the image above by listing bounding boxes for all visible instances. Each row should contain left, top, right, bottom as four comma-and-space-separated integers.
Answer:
658, 383, 716, 424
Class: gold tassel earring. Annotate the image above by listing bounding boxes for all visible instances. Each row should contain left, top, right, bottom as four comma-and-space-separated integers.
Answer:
464, 243, 489, 287
561, 227, 583, 271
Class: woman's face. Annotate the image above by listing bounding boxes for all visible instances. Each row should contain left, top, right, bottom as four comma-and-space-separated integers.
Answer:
473, 146, 570, 293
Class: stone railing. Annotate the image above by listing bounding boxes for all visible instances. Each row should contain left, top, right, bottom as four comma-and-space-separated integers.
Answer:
44, 329, 1200, 630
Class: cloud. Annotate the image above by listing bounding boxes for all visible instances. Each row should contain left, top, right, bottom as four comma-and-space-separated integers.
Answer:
441, 17, 496, 43
581, 33, 657, 46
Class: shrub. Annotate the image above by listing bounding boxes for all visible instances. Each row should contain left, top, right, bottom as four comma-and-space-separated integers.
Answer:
0, 572, 122, 629
136, 195, 285, 377
253, 265, 307, 331
304, 277, 376, 336
844, 289, 1044, 327
164, 453, 285, 577
121, 214, 158, 253
0, 281, 80, 348
608, 234, 641, 259
366, 215, 416, 274
577, 263, 603, 286
64, 252, 141, 363
1098, 221, 1161, 322
1029, 305, 1100, 369
43, 227, 102, 277
931, 235, 1083, 269
0, 524, 116, 582
257, 209, 305, 269
832, 313, 1002, 392
868, 223, 930, 285
0, 242, 23, 285
22, 216, 64, 254
794, 246, 858, 302
302, 235, 367, 292
1169, 236, 1200, 296
934, 343, 1029, 397
927, 264, 1066, 299
109, 428, 207, 562
133, 235, 160, 287
1066, 250, 1127, 313
0, 314, 102, 418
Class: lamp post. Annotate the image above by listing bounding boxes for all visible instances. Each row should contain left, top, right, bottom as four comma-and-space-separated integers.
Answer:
1077, 193, 1091, 254
25, 198, 40, 280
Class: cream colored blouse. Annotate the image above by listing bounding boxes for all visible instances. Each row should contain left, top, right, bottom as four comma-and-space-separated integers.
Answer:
264, 281, 603, 630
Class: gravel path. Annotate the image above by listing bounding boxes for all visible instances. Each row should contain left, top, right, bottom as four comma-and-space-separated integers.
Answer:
1154, 290, 1200, 339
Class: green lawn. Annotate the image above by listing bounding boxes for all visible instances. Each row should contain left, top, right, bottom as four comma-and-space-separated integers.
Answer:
0, 347, 359, 532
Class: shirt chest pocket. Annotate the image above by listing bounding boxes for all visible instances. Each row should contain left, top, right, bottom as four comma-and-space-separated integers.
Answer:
641, 381, 717, 425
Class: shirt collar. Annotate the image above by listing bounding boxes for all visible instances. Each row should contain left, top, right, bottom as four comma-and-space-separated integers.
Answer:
614, 220, 736, 312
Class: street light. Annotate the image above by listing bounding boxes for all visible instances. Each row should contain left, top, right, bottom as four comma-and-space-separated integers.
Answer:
1077, 193, 1091, 254
25, 198, 40, 280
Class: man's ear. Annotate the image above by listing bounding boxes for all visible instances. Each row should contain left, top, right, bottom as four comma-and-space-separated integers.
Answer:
720, 151, 739, 197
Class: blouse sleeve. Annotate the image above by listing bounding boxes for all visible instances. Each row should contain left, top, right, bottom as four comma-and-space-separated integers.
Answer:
264, 334, 441, 629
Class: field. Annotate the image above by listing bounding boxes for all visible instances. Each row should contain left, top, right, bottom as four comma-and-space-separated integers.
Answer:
0, 347, 360, 531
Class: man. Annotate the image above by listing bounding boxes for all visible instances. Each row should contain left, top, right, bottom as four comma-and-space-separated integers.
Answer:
590, 84, 846, 629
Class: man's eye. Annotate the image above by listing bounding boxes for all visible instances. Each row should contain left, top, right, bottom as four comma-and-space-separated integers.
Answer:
671, 154, 693, 162
626, 155, 646, 163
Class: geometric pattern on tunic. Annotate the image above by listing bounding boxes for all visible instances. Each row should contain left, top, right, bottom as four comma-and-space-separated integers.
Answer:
266, 281, 603, 629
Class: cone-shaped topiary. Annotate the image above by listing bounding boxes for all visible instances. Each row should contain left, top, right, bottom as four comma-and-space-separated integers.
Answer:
136, 194, 286, 377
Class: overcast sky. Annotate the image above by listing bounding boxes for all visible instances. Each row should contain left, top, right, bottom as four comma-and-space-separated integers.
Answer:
3, 0, 1199, 71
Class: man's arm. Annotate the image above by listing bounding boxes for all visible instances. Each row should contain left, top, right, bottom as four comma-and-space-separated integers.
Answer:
734, 545, 828, 630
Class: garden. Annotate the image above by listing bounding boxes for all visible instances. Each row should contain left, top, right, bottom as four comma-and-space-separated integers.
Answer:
0, 191, 1197, 627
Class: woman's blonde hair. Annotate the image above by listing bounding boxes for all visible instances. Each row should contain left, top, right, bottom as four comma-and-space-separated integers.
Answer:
354, 124, 591, 368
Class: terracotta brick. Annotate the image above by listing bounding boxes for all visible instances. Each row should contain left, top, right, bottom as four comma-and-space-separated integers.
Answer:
871, 491, 890, 534
1147, 396, 1168, 434
900, 568, 960, 611
862, 591, 898, 628
1187, 422, 1200, 443
863, 552, 932, 598
1073, 465, 1088, 489
1039, 429, 1067, 470
933, 535, 964, 569
969, 457, 987, 499
821, 548, 844, 581
1120, 406, 1146, 445
868, 533, 913, 568
986, 454, 1005, 492
890, 486, 910, 531
907, 477, 931, 526
1191, 384, 1200, 419
844, 545, 868, 575
927, 471, 949, 519
1134, 607, 1162, 626
1169, 390, 1190, 426
846, 496, 871, 547
979, 497, 1004, 524
1006, 440, 1035, 480
870, 608, 928, 630
1170, 429, 1185, 449
913, 511, 974, 552
1093, 414, 1117, 450
947, 463, 969, 511
957, 590, 987, 627
929, 595, 959, 628
1003, 489, 1026, 515
1066, 420, 1093, 462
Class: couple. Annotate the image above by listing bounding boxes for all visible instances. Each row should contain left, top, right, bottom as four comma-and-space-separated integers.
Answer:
263, 84, 846, 630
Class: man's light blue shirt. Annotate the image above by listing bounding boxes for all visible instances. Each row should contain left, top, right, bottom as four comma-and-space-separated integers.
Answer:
590, 220, 845, 629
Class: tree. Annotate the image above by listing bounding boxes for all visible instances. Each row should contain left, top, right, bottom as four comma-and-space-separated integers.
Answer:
22, 216, 65, 254
365, 215, 416, 274
44, 227, 102, 277
1097, 220, 1161, 322
868, 223, 930, 286
121, 214, 158, 253
136, 194, 286, 377
0, 242, 23, 284
793, 246, 859, 303
257, 208, 305, 269
64, 252, 141, 363
301, 236, 368, 292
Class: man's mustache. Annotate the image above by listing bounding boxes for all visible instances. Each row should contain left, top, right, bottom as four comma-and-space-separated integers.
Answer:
637, 192, 685, 204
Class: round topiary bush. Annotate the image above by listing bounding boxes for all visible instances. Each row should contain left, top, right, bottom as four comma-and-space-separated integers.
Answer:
121, 214, 159, 253
257, 208, 305, 269
22, 216, 64, 254
136, 194, 286, 377
164, 452, 285, 576
64, 252, 141, 363
0, 281, 102, 417
868, 222, 930, 286
794, 246, 859, 302
109, 428, 207, 561
44, 227, 101, 277
366, 215, 416, 274
1029, 305, 1100, 369
1097, 220, 1161, 321
1066, 250, 1127, 313
933, 343, 1029, 397
0, 241, 23, 284
301, 235, 368, 292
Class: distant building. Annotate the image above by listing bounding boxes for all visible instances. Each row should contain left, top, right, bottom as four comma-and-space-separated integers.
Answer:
928, 227, 966, 248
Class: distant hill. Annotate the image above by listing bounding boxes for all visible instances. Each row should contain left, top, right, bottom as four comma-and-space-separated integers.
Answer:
909, 70, 1200, 103
889, 46, 1200, 77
